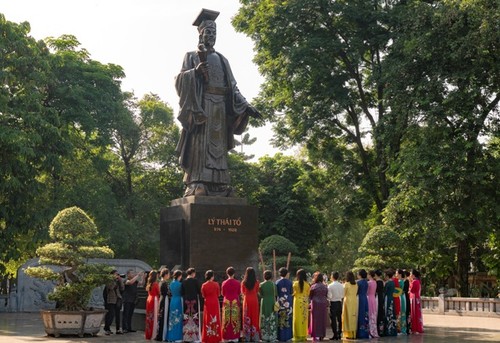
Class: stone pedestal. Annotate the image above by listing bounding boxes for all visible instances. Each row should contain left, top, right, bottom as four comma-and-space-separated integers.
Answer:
160, 197, 259, 278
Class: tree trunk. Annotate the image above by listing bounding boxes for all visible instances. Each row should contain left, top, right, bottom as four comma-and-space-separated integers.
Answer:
456, 239, 470, 297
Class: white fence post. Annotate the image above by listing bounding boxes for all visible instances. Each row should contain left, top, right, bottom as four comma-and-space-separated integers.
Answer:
438, 294, 445, 314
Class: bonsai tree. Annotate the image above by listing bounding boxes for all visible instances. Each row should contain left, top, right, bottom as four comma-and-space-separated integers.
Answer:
25, 206, 114, 311
259, 235, 311, 274
354, 225, 406, 271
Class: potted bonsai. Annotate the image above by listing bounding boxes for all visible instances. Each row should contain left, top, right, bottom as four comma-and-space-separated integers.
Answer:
25, 206, 114, 337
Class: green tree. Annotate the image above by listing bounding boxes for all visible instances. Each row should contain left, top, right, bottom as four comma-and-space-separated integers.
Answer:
0, 16, 67, 270
254, 154, 322, 255
234, 0, 405, 214
228, 153, 261, 203
383, 0, 499, 296
233, 131, 257, 160
304, 143, 372, 273
258, 234, 310, 274
354, 225, 405, 271
25, 207, 114, 311
0, 15, 188, 270
104, 93, 181, 263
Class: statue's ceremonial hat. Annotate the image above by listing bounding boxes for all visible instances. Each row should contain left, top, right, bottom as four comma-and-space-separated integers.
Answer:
193, 8, 220, 32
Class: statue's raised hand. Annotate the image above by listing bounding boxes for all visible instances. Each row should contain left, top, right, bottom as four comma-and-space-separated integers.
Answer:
195, 62, 209, 81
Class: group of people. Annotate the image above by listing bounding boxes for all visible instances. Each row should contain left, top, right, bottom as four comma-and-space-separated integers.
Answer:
143, 266, 423, 342
103, 269, 144, 335
339, 268, 424, 340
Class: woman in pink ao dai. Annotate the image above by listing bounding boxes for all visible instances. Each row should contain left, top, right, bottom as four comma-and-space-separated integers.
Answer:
367, 271, 380, 338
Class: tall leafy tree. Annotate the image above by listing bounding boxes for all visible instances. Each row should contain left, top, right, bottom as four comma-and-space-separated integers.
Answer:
383, 0, 499, 296
228, 153, 261, 203
305, 146, 372, 273
254, 154, 322, 254
234, 0, 405, 214
106, 93, 182, 263
0, 16, 66, 269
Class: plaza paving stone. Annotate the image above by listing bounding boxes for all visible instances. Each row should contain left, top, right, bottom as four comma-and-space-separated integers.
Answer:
0, 312, 499, 342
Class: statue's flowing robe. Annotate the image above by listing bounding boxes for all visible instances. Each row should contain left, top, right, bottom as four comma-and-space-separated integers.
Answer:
175, 50, 250, 187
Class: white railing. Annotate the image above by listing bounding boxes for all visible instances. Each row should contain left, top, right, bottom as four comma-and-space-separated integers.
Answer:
422, 295, 500, 317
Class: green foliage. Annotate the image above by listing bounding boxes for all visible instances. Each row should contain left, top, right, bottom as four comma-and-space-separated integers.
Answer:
254, 154, 322, 255
235, 0, 499, 297
46, 282, 97, 311
259, 235, 299, 256
103, 93, 181, 264
24, 266, 59, 281
258, 235, 310, 274
228, 153, 261, 203
232, 131, 257, 161
49, 207, 98, 241
304, 147, 372, 274
0, 14, 181, 270
354, 225, 405, 271
234, 0, 399, 213
484, 233, 500, 277
381, 0, 499, 295
0, 14, 63, 271
25, 207, 114, 311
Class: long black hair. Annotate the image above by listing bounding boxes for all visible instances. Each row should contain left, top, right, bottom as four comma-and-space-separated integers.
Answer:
205, 269, 214, 281
146, 270, 158, 292
243, 267, 257, 290
296, 269, 307, 292
346, 271, 356, 285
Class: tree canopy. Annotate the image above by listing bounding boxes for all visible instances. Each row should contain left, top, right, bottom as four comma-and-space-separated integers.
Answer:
234, 0, 499, 295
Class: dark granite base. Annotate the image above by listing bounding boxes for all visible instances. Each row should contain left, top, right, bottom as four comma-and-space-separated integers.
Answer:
160, 197, 259, 279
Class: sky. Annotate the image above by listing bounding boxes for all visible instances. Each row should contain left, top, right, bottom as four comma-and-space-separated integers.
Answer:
0, 0, 293, 159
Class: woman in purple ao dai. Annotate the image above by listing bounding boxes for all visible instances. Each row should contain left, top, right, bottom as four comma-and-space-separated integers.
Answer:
309, 272, 329, 341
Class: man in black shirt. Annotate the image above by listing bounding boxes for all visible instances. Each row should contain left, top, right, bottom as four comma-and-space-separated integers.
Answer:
122, 269, 143, 333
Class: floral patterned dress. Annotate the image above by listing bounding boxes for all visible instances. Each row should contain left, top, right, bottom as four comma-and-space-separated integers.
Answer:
367, 279, 379, 338
182, 277, 201, 342
201, 280, 222, 343
399, 279, 407, 334
167, 279, 183, 341
292, 280, 310, 341
393, 276, 401, 326
221, 277, 241, 341
384, 279, 397, 336
259, 280, 277, 342
276, 277, 293, 342
242, 281, 260, 341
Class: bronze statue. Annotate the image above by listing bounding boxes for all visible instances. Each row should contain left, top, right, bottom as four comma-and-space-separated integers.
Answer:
175, 8, 261, 197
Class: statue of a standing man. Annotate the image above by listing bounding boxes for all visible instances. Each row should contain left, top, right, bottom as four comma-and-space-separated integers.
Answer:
175, 9, 261, 197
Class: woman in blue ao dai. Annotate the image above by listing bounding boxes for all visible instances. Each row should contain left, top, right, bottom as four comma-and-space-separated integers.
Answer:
356, 269, 370, 339
167, 270, 184, 342
276, 267, 293, 342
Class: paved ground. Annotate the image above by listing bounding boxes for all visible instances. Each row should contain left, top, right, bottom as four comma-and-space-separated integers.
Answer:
0, 312, 499, 342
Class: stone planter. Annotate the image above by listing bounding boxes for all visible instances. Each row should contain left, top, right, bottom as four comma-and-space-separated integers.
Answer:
40, 309, 107, 337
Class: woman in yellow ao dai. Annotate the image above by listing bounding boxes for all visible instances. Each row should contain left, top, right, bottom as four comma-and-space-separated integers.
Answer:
342, 271, 359, 339
292, 269, 310, 341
